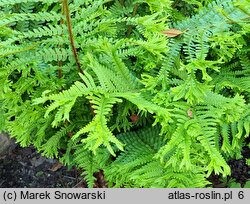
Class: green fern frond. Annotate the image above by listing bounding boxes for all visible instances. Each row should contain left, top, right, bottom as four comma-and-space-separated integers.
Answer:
40, 124, 74, 158
72, 93, 124, 155
0, 0, 60, 7
105, 126, 209, 187
73, 146, 110, 187
1, 0, 249, 188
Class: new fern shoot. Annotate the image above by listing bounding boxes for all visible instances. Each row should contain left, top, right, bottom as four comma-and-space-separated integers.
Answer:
0, 0, 249, 187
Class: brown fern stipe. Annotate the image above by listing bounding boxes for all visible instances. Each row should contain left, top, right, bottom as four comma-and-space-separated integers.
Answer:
63, 0, 84, 74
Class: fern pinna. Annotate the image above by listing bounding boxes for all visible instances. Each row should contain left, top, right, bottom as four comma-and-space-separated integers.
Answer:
0, 0, 249, 187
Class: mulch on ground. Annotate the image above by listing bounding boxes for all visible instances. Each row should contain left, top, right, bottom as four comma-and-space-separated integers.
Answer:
0, 145, 87, 188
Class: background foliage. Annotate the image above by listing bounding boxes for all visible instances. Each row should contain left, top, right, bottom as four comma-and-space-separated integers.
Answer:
0, 0, 249, 187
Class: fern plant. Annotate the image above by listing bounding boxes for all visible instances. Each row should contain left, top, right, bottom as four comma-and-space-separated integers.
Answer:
0, 0, 249, 187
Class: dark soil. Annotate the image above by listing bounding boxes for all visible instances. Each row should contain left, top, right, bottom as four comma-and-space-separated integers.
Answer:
0, 145, 87, 188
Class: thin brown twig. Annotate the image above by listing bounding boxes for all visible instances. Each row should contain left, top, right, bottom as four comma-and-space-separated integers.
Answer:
63, 0, 84, 74
73, 178, 85, 188
126, 3, 139, 37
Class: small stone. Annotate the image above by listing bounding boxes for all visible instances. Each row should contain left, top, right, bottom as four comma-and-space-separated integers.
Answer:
0, 132, 16, 158
30, 156, 46, 167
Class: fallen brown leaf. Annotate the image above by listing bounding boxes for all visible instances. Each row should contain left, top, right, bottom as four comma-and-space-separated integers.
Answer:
50, 161, 63, 172
162, 28, 183, 37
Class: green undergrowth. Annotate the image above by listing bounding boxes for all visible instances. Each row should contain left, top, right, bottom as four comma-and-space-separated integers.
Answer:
0, 0, 249, 187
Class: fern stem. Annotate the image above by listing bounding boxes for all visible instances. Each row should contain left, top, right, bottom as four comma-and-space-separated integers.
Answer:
132, 3, 139, 17
63, 0, 84, 74
172, 0, 181, 8
119, 0, 125, 7
58, 60, 63, 78
127, 3, 139, 37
